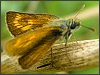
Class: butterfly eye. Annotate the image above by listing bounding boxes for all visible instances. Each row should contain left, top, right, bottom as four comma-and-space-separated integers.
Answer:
70, 21, 80, 29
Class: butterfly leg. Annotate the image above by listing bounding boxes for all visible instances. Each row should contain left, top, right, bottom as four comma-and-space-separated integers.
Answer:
65, 42, 72, 63
64, 32, 72, 63
72, 35, 84, 50
37, 48, 55, 69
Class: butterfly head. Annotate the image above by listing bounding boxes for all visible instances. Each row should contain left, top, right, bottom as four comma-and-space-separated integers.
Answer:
58, 18, 81, 42
59, 18, 81, 34
67, 18, 80, 30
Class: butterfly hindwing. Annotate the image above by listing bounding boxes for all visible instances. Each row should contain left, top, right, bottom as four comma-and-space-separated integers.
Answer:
6, 11, 59, 37
18, 26, 63, 69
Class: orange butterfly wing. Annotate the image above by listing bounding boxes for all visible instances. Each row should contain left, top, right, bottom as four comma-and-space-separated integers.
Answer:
18, 26, 63, 69
6, 11, 59, 37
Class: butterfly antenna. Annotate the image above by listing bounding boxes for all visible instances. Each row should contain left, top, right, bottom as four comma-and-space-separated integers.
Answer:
74, 4, 85, 19
74, 4, 95, 32
81, 25, 95, 32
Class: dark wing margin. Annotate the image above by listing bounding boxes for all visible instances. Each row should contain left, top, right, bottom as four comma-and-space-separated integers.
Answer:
6, 11, 59, 37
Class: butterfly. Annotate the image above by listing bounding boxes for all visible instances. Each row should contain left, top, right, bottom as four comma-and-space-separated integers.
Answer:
6, 7, 94, 69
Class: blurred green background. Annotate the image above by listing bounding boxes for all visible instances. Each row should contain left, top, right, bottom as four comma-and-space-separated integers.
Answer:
1, 1, 99, 74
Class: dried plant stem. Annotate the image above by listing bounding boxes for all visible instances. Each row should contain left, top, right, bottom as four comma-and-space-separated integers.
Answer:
1, 39, 99, 74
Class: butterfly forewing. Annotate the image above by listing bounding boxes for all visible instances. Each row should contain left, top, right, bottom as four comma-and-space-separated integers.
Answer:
6, 11, 59, 36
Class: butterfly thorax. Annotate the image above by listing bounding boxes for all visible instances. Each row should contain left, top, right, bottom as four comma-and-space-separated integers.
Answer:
50, 19, 80, 34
